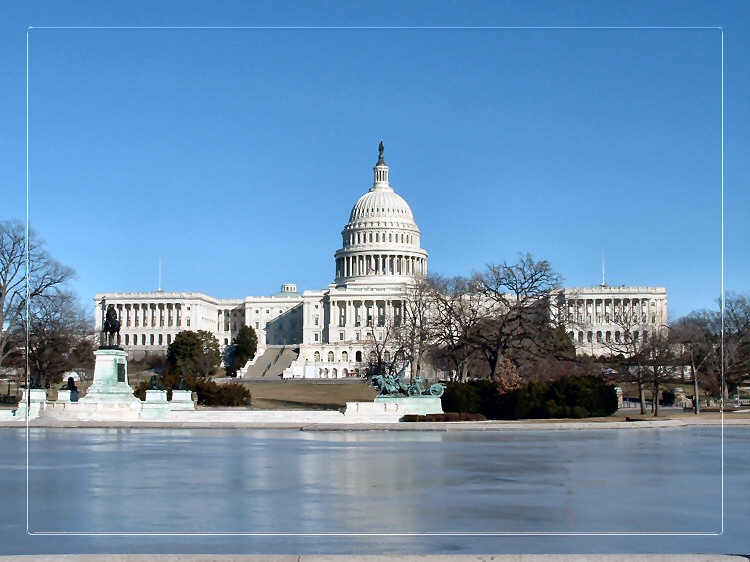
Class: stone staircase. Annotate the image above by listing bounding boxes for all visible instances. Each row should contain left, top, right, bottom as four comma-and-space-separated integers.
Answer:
242, 347, 299, 379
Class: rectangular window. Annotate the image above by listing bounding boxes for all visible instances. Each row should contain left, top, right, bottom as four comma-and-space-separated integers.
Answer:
314, 333, 319, 342
255, 322, 259, 329
339, 332, 344, 341
186, 318, 191, 327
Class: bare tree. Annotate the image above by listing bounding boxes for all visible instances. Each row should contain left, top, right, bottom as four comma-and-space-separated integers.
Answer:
1, 220, 75, 370
424, 274, 485, 382
24, 290, 93, 388
398, 277, 433, 381
473, 253, 567, 382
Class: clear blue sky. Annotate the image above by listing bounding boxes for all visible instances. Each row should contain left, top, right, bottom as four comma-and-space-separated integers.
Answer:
2, 1, 748, 321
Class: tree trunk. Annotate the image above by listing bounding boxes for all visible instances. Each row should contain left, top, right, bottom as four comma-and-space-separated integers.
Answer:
692, 360, 700, 415
653, 376, 660, 417
638, 371, 646, 415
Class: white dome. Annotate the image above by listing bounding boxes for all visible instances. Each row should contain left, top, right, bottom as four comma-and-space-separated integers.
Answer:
333, 144, 428, 286
349, 187, 415, 223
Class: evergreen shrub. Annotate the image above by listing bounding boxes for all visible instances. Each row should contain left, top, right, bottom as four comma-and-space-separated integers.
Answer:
442, 376, 618, 420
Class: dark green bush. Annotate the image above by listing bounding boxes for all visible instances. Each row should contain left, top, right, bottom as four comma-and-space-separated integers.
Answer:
442, 376, 618, 420
402, 412, 488, 422
134, 374, 251, 406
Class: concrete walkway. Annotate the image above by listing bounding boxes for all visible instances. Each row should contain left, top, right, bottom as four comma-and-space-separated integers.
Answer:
0, 555, 747, 561
1, 412, 748, 430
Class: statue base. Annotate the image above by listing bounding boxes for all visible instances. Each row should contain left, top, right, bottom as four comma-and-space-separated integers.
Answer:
169, 389, 195, 411
80, 349, 139, 403
374, 395, 444, 415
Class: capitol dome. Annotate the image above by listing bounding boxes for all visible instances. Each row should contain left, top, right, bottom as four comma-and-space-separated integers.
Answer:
333, 143, 428, 286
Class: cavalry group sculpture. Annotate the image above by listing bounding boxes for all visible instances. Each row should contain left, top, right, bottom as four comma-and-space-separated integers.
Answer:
371, 373, 445, 398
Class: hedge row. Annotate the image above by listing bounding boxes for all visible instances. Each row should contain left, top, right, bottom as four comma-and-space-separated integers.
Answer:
441, 376, 618, 420
135, 374, 251, 407
402, 412, 488, 422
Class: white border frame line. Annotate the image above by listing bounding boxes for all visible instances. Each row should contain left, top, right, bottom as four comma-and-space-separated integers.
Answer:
25, 24, 726, 538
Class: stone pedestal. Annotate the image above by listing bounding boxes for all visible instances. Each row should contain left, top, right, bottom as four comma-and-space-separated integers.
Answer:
80, 349, 139, 404
15, 388, 48, 419
169, 389, 195, 411
140, 389, 170, 419
57, 390, 80, 402
374, 395, 444, 415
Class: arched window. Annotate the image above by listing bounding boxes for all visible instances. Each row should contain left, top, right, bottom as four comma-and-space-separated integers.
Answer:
314, 351, 321, 362
341, 351, 348, 362
167, 334, 172, 345
615, 331, 621, 343
587, 331, 593, 343
327, 351, 334, 362
356, 351, 362, 362
141, 334, 146, 345
596, 331, 602, 343
124, 334, 129, 345
606, 331, 612, 343
568, 331, 574, 340
158, 334, 163, 345
342, 368, 349, 377
332, 368, 338, 377
149, 334, 154, 345
224, 338, 228, 345
384, 351, 391, 362
578, 332, 583, 343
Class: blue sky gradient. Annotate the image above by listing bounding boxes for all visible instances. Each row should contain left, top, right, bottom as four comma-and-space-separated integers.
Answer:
2, 1, 748, 320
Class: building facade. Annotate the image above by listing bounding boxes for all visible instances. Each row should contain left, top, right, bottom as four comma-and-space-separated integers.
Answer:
95, 144, 668, 375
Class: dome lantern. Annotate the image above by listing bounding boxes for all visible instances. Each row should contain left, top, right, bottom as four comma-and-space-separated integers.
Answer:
373, 141, 390, 187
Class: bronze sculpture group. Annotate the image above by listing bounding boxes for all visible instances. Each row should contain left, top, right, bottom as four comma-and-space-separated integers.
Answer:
371, 373, 445, 398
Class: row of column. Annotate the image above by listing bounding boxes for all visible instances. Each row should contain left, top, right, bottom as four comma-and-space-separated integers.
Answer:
331, 299, 403, 328
566, 298, 666, 325
115, 302, 182, 329
336, 254, 426, 279
345, 231, 415, 246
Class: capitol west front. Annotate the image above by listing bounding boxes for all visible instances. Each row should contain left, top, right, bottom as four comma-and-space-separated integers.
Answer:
95, 146, 667, 377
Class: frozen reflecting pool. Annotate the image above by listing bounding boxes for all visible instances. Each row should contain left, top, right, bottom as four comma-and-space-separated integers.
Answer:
0, 425, 748, 555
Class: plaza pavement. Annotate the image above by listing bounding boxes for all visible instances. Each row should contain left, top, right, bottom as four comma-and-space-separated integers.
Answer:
0, 554, 747, 561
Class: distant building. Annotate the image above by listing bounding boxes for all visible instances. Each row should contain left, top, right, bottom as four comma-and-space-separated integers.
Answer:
556, 285, 668, 356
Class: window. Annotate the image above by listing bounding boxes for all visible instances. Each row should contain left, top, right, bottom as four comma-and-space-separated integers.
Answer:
142, 334, 146, 345
224, 338, 228, 345
167, 334, 172, 345
186, 318, 191, 327
356, 351, 362, 362
124, 334, 129, 345
342, 351, 348, 362
587, 331, 593, 343
339, 332, 344, 341
314, 333, 319, 342
314, 351, 321, 362
255, 322, 259, 329
150, 334, 154, 345
158, 334, 163, 345
328, 351, 334, 362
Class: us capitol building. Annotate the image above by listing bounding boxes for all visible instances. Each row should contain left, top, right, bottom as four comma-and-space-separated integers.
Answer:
95, 144, 667, 377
